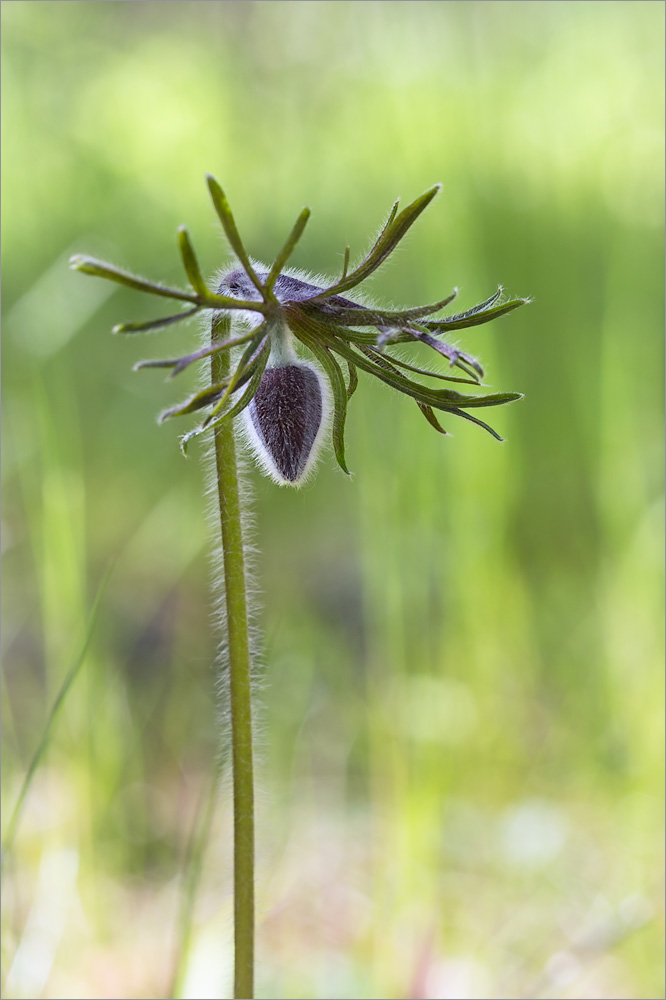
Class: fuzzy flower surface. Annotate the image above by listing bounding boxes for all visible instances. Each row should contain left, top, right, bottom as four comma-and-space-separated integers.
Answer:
71, 177, 527, 485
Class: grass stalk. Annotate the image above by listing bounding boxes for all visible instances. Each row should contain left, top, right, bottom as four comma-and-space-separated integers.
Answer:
210, 314, 255, 999
1, 565, 112, 871
169, 767, 220, 999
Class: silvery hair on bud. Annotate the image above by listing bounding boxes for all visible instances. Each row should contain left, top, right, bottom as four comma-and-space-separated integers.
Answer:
197, 340, 262, 776
243, 361, 330, 486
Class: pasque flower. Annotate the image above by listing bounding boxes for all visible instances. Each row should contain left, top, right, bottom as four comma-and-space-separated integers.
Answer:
71, 177, 527, 485
70, 179, 528, 999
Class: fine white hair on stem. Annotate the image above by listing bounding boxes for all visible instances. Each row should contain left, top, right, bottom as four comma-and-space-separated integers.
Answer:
196, 310, 267, 776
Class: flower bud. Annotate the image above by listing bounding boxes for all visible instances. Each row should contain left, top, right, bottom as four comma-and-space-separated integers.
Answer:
244, 362, 329, 485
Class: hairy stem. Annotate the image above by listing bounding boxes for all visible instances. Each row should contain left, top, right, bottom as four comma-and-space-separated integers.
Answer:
210, 315, 255, 999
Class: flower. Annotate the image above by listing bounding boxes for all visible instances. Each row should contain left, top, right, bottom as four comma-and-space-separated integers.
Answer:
70, 176, 527, 485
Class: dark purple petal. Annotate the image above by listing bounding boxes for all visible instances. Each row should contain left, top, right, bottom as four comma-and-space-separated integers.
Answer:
247, 364, 324, 483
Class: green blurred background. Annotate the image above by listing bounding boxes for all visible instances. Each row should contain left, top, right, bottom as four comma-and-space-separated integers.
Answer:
2, 2, 664, 998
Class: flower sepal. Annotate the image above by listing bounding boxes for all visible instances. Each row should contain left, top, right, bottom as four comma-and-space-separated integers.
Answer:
71, 178, 528, 481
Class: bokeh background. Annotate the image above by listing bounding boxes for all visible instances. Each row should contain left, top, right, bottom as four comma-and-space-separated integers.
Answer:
2, 2, 664, 998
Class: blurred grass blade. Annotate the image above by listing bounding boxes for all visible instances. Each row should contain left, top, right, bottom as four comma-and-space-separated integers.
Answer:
70, 255, 199, 303
178, 226, 209, 297
169, 768, 220, 1000
1, 564, 113, 870
264, 207, 311, 298
205, 175, 264, 297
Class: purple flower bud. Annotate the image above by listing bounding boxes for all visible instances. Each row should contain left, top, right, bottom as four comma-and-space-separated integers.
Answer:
244, 362, 328, 485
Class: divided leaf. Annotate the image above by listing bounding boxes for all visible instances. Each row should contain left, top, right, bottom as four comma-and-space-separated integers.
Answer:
264, 207, 311, 298
178, 226, 209, 297
296, 329, 352, 475
134, 331, 254, 376
426, 294, 530, 332
70, 255, 198, 303
346, 361, 359, 400
113, 306, 201, 335
73, 178, 526, 459
206, 175, 265, 298
309, 184, 441, 299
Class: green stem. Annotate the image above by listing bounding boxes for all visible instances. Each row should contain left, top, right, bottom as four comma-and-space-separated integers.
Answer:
210, 314, 255, 1000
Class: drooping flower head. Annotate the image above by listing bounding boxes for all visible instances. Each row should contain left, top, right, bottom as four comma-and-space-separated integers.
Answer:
71, 177, 527, 485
